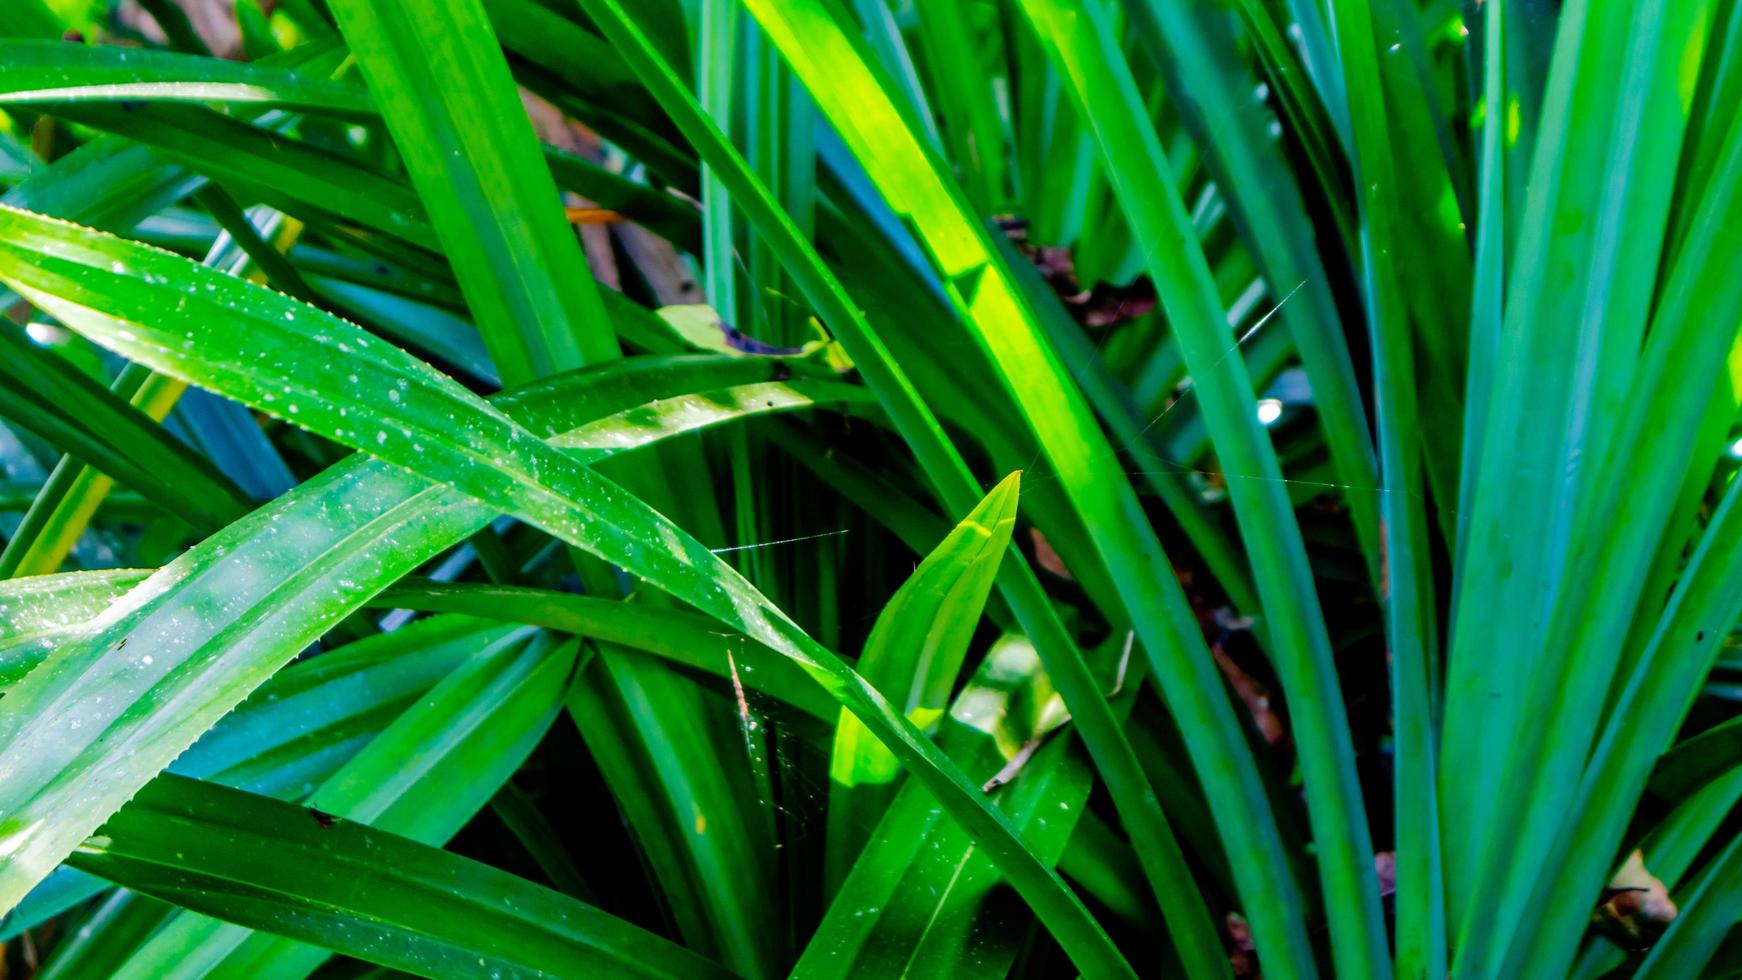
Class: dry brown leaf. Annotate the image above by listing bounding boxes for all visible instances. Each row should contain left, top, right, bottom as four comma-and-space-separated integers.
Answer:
1595, 849, 1678, 950
1375, 851, 1397, 898
1226, 911, 1258, 976
1029, 527, 1073, 581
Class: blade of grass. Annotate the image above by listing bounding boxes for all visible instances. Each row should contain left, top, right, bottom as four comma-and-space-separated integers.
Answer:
55, 102, 439, 252
10, 384, 276, 582
0, 365, 200, 577
1650, 715, 1742, 802
369, 580, 840, 723
1459, 0, 1507, 562
27, 616, 522, 963
1454, 10, 1732, 968
0, 569, 150, 686
1352, 1, 1474, 534
181, 616, 523, 795
573, 645, 782, 979
802, 632, 1135, 978
0, 0, 64, 38
0, 138, 303, 578
1498, 464, 1742, 978
1321, 0, 1447, 973
991, 229, 1261, 619
909, 0, 1007, 213
190, 186, 317, 303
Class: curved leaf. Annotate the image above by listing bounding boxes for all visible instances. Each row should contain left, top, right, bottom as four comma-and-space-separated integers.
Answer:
15, 615, 515, 953
103, 634, 578, 978
0, 39, 370, 115
69, 774, 731, 980
0, 568, 150, 686
0, 203, 1130, 975
0, 329, 858, 919
825, 471, 1018, 889
368, 580, 840, 723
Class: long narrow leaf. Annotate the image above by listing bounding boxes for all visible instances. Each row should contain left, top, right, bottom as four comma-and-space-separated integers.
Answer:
70, 774, 730, 980
0, 205, 1132, 977
1016, 2, 1386, 974
0, 39, 368, 114
327, 0, 617, 381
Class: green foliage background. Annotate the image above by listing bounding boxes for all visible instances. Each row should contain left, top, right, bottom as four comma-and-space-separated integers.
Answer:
0, 0, 1740, 977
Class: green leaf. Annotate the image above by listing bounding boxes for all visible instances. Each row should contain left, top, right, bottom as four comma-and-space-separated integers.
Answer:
0, 450, 487, 910
181, 615, 522, 795
327, 0, 618, 382
826, 471, 1018, 887
0, 569, 149, 687
14, 615, 513, 952
569, 646, 780, 980
575, 5, 1221, 974
1445, 2, 1714, 943
1317, 0, 1445, 973
0, 39, 370, 115
1496, 467, 1742, 978
0, 203, 1131, 976
1012, 6, 1387, 976
115, 633, 579, 978
1459, 8, 1742, 970
801, 632, 1129, 979
367, 580, 841, 723
68, 774, 732, 980
0, 304, 857, 921
0, 0, 65, 38
4, 137, 193, 235
0, 363, 194, 578
56, 102, 438, 252
4, 359, 829, 954
739, 0, 1322, 974
908, 0, 1008, 214
1649, 715, 1742, 802
0, 325, 251, 532
1122, 0, 1381, 577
